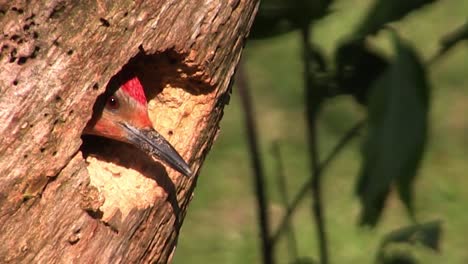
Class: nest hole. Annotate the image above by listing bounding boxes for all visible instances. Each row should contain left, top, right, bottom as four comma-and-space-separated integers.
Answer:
79, 49, 211, 229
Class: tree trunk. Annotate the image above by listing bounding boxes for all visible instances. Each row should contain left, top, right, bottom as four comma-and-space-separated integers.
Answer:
0, 0, 258, 263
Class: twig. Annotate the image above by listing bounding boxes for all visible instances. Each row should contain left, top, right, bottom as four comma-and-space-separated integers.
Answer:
271, 120, 365, 244
236, 59, 274, 264
272, 141, 298, 261
301, 25, 329, 264
428, 21, 468, 65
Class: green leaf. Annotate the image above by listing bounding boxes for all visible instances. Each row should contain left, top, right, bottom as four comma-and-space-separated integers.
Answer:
249, 0, 333, 40
249, 0, 297, 40
380, 221, 442, 251
356, 32, 430, 226
376, 221, 442, 263
335, 41, 389, 105
354, 0, 437, 37
288, 0, 333, 27
380, 254, 417, 264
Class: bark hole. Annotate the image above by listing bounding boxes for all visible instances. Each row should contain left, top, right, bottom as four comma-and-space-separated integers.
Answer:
99, 18, 110, 27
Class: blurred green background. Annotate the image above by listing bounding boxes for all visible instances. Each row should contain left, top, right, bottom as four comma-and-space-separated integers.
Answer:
174, 0, 468, 263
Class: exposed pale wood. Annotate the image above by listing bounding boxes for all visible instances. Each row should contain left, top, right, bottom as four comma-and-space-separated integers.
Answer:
0, 0, 258, 262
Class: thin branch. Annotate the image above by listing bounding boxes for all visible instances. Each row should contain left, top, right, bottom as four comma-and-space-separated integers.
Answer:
271, 141, 298, 261
428, 21, 468, 65
271, 120, 365, 244
236, 59, 274, 264
301, 25, 329, 264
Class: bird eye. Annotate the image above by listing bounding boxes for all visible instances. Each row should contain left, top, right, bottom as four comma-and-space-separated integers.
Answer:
106, 96, 119, 110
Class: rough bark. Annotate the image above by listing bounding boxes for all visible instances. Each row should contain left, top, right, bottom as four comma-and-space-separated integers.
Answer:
0, 0, 258, 263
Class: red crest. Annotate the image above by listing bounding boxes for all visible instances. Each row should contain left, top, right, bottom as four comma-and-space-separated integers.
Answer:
121, 76, 147, 105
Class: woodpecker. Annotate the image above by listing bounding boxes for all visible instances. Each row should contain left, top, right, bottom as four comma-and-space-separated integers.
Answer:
84, 76, 192, 177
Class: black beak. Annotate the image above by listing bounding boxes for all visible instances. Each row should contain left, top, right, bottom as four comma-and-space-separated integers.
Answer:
121, 123, 192, 177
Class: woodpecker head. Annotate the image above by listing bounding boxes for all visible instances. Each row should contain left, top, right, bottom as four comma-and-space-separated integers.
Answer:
85, 76, 192, 177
